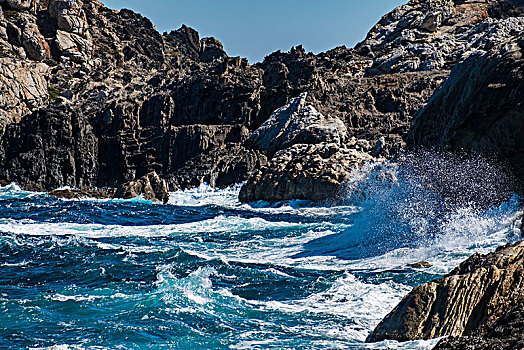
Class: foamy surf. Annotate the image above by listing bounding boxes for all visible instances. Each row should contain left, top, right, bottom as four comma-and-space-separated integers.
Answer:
1, 153, 522, 349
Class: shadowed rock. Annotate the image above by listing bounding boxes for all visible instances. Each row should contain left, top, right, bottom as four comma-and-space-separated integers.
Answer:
407, 31, 524, 189
434, 304, 524, 350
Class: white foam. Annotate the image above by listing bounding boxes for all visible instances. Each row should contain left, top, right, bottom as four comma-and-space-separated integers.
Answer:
0, 182, 39, 200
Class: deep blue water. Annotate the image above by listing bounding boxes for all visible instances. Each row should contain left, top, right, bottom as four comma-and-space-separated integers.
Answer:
0, 160, 521, 350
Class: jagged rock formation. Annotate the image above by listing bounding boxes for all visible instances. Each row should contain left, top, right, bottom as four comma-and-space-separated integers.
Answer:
0, 0, 522, 201
245, 93, 348, 154
240, 94, 375, 202
357, 0, 524, 74
239, 142, 374, 202
367, 240, 524, 343
407, 31, 524, 188
434, 303, 524, 350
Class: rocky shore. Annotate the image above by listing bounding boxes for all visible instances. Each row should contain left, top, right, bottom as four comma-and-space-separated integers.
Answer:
0, 0, 523, 348
368, 240, 524, 347
2, 0, 520, 202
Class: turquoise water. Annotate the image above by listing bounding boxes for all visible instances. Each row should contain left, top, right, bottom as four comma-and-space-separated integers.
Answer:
0, 161, 521, 350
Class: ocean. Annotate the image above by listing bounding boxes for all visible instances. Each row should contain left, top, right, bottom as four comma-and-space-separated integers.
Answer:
0, 157, 521, 349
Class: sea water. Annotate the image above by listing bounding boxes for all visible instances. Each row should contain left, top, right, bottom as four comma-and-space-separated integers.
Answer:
0, 156, 521, 349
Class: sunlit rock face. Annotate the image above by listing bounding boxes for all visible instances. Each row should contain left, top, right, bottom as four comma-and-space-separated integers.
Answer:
368, 240, 524, 344
0, 0, 522, 198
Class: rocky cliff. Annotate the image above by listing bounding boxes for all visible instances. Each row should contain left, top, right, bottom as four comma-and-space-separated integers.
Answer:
1, 0, 522, 202
408, 27, 524, 188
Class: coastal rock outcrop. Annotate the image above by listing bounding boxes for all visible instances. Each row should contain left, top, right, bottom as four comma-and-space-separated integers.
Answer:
113, 171, 169, 204
367, 240, 524, 343
434, 303, 524, 350
240, 94, 375, 202
240, 141, 374, 203
245, 93, 347, 155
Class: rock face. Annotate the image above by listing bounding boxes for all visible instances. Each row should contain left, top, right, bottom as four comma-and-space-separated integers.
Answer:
0, 59, 49, 126
169, 145, 267, 190
434, 304, 524, 350
367, 240, 524, 343
113, 171, 169, 204
407, 32, 524, 188
357, 0, 524, 75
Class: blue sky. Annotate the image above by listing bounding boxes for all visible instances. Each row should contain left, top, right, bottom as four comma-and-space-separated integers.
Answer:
102, 0, 405, 63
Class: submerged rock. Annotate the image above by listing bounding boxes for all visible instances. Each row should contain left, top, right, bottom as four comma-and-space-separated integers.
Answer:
367, 240, 524, 343
113, 171, 169, 204
407, 261, 432, 268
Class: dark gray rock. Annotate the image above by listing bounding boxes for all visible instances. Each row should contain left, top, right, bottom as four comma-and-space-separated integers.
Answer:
113, 171, 169, 204
407, 34, 524, 189
169, 145, 267, 190
5, 0, 31, 10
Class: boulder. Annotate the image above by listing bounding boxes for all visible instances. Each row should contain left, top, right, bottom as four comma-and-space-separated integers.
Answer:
367, 240, 524, 342
113, 171, 169, 204
239, 143, 374, 202
245, 93, 348, 155
54, 29, 90, 62
48, 0, 89, 36
420, 12, 442, 32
